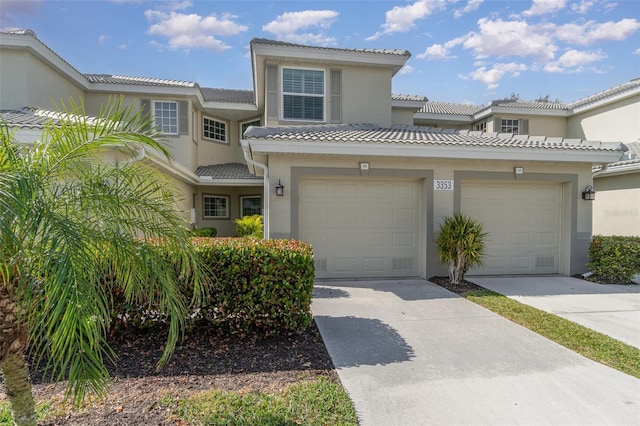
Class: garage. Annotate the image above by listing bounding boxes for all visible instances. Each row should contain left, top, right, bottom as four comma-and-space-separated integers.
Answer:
298, 177, 423, 278
461, 181, 563, 275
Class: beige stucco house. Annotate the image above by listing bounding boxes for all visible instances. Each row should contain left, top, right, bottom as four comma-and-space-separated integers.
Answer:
1, 30, 632, 279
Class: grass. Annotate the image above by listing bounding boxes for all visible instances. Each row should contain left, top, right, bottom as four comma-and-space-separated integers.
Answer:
0, 401, 53, 425
164, 375, 358, 426
466, 289, 640, 379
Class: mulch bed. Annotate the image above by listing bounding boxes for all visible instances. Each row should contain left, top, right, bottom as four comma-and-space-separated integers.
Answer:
2, 322, 336, 425
428, 276, 487, 296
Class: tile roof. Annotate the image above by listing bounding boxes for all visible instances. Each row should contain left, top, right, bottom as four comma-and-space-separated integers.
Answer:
201, 88, 255, 104
392, 94, 428, 102
250, 38, 411, 57
490, 100, 569, 110
0, 107, 52, 129
194, 163, 261, 180
418, 102, 484, 115
569, 78, 640, 109
244, 123, 623, 153
84, 74, 197, 88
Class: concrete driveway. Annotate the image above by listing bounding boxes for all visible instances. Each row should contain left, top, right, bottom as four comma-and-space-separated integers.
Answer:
471, 276, 640, 349
312, 279, 640, 426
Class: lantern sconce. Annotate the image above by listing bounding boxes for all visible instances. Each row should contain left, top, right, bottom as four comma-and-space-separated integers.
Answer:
275, 179, 284, 197
582, 185, 595, 201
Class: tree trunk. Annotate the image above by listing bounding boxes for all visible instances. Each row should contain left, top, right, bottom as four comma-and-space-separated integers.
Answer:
0, 286, 35, 426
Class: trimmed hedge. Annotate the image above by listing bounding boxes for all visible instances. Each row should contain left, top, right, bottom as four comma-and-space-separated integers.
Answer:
110, 238, 315, 337
587, 235, 640, 284
192, 227, 217, 237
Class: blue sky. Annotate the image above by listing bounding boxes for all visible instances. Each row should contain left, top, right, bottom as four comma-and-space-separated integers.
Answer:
1, 0, 639, 105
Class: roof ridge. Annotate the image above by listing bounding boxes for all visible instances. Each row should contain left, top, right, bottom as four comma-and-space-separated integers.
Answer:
250, 37, 411, 57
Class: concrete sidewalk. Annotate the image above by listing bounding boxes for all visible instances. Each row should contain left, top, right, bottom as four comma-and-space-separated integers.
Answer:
312, 279, 640, 426
472, 276, 640, 349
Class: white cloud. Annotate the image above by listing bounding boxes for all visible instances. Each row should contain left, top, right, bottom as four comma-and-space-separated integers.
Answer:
571, 0, 594, 14
98, 35, 112, 45
417, 44, 449, 60
145, 4, 247, 52
522, 0, 567, 17
463, 62, 528, 89
367, 0, 446, 40
0, 0, 44, 26
634, 48, 640, 55
454, 0, 483, 19
398, 64, 415, 75
263, 10, 337, 34
544, 49, 605, 72
554, 18, 640, 44
462, 18, 557, 62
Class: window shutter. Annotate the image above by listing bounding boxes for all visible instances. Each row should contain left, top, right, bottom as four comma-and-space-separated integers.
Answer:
266, 65, 278, 120
140, 99, 151, 130
179, 101, 189, 135
493, 118, 501, 132
520, 119, 529, 135
330, 69, 341, 123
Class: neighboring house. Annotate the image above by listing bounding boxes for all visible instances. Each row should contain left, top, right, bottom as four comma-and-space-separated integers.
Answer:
0, 30, 630, 279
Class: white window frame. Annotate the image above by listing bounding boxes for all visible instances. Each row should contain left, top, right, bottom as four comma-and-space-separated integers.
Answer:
281, 66, 326, 122
474, 122, 487, 132
240, 195, 262, 217
203, 195, 229, 219
202, 116, 227, 143
500, 118, 519, 134
153, 100, 178, 135
240, 118, 261, 138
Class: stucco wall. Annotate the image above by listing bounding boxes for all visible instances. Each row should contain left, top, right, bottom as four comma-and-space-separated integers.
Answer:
195, 185, 264, 236
568, 96, 640, 143
0, 49, 84, 110
195, 110, 248, 167
593, 173, 640, 236
392, 108, 418, 126
491, 113, 567, 137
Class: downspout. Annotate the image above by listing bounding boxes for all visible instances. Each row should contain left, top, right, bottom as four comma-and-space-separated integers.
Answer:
241, 142, 270, 240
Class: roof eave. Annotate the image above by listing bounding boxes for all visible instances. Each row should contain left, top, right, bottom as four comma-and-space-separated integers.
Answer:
414, 112, 473, 123
198, 177, 263, 186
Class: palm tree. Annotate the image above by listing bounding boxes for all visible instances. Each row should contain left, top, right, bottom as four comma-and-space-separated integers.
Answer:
0, 98, 205, 425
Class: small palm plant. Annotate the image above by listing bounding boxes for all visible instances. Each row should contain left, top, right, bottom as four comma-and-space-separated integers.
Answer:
235, 215, 263, 239
436, 213, 487, 285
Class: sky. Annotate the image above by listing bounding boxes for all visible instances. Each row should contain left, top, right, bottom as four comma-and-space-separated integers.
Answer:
1, 0, 639, 105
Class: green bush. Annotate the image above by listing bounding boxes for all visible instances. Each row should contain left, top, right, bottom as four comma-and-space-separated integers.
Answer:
109, 238, 315, 337
235, 215, 263, 238
436, 213, 487, 285
192, 227, 217, 237
587, 235, 640, 284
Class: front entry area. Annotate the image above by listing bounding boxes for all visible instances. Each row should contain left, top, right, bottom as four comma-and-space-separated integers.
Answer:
298, 177, 423, 278
461, 180, 563, 275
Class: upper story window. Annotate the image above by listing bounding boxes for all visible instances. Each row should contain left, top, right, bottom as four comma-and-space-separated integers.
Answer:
282, 68, 325, 121
203, 116, 227, 143
154, 101, 178, 135
500, 119, 519, 134
241, 119, 261, 137
474, 122, 487, 132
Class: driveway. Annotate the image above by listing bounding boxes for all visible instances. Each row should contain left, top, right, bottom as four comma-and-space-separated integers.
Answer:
471, 276, 640, 349
312, 279, 640, 426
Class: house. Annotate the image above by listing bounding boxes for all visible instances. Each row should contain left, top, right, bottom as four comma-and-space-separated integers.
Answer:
0, 29, 630, 279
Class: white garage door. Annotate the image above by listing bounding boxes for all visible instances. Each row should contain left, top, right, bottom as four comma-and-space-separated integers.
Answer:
299, 177, 422, 278
461, 181, 563, 275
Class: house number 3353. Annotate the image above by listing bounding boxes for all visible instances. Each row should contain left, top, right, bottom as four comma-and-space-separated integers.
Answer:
434, 179, 454, 191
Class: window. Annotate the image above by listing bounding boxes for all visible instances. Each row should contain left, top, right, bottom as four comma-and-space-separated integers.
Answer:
203, 195, 229, 219
154, 101, 178, 134
240, 196, 262, 217
282, 68, 324, 121
474, 122, 487, 132
500, 119, 519, 134
241, 119, 261, 137
203, 117, 227, 143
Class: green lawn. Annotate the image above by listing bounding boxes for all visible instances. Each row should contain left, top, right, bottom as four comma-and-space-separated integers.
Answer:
163, 375, 358, 426
466, 290, 640, 379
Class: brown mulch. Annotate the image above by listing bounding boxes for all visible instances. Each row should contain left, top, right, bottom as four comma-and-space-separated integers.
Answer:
1, 322, 336, 425
428, 275, 487, 296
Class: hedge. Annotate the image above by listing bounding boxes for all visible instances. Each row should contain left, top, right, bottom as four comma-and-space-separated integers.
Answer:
587, 235, 640, 284
109, 238, 315, 337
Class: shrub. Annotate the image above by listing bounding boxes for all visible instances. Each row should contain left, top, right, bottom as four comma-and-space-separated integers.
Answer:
109, 238, 315, 337
192, 227, 217, 237
587, 235, 640, 284
235, 215, 263, 239
436, 213, 487, 285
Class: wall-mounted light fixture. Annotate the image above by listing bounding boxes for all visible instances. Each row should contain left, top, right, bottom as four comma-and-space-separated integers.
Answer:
275, 179, 284, 197
582, 185, 595, 201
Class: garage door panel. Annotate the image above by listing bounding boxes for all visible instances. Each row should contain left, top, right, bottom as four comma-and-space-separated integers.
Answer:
299, 177, 422, 278
462, 181, 562, 275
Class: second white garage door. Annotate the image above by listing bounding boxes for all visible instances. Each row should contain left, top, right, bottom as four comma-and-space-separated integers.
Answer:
461, 181, 563, 275
299, 177, 422, 278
